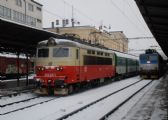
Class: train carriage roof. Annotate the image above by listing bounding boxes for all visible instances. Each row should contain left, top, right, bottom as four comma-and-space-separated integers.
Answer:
109, 50, 138, 60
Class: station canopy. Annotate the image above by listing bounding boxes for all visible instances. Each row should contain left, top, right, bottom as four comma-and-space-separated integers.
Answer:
0, 18, 61, 55
135, 0, 168, 58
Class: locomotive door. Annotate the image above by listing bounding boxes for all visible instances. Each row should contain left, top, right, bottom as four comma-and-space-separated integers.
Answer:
75, 48, 81, 82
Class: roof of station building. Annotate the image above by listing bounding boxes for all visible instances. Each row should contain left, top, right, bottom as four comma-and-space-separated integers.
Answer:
135, 0, 168, 58
0, 18, 62, 55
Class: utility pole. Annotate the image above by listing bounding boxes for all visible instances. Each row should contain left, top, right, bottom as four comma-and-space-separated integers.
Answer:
71, 6, 74, 27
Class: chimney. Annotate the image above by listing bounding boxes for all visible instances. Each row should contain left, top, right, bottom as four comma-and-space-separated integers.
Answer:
51, 22, 54, 28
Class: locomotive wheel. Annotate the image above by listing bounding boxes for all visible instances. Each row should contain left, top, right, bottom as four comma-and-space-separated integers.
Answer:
68, 85, 74, 94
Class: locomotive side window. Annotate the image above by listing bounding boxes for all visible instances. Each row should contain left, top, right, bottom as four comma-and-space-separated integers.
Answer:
84, 55, 112, 65
38, 48, 49, 57
76, 49, 79, 59
53, 48, 69, 57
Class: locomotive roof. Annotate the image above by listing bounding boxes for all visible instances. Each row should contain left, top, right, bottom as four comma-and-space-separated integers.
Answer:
38, 38, 115, 54
38, 37, 138, 60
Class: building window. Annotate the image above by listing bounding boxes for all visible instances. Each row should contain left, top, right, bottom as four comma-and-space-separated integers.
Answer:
37, 19, 42, 23
28, 3, 34, 11
0, 5, 3, 16
36, 7, 41, 11
16, 0, 22, 7
13, 10, 36, 26
26, 15, 36, 26
13, 10, 25, 23
0, 5, 11, 19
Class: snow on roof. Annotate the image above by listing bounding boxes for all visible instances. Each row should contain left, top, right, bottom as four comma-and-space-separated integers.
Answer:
0, 53, 27, 59
38, 38, 115, 54
38, 38, 138, 60
109, 50, 138, 60
0, 17, 59, 36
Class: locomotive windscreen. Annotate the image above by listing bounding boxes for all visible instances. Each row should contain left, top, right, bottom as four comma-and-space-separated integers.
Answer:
140, 54, 158, 64
38, 48, 49, 57
53, 48, 69, 57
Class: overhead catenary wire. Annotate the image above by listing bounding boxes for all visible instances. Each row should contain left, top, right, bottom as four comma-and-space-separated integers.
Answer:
124, 0, 151, 37
43, 8, 64, 19
42, 0, 99, 26
108, 0, 149, 37
60, 0, 99, 25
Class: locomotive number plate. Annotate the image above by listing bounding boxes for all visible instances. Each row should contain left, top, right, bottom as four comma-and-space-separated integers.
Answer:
44, 73, 57, 77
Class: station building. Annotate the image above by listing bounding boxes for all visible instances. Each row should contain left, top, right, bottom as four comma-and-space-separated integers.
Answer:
45, 26, 128, 52
0, 0, 42, 29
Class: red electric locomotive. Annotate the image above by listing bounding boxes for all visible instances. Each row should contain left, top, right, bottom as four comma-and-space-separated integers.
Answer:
34, 37, 116, 95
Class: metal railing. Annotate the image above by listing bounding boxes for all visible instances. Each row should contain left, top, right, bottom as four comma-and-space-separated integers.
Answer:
0, 5, 36, 27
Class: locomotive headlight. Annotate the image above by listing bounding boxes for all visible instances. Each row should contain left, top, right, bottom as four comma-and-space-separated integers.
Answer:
56, 67, 60, 71
38, 67, 41, 71
36, 78, 40, 82
55, 67, 63, 71
41, 67, 45, 71
48, 80, 52, 83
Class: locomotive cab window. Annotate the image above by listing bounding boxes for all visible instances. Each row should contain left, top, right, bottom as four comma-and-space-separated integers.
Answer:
38, 48, 49, 57
53, 48, 69, 57
150, 55, 158, 63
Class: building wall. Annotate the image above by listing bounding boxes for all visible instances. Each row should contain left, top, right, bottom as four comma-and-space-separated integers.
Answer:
46, 26, 128, 52
0, 0, 42, 29
109, 31, 128, 52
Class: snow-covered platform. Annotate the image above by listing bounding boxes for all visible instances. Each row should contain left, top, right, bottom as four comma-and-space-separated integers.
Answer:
0, 75, 35, 90
0, 76, 35, 97
117, 73, 168, 120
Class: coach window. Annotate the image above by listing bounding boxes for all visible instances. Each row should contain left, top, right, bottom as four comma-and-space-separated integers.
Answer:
38, 48, 49, 57
53, 48, 69, 57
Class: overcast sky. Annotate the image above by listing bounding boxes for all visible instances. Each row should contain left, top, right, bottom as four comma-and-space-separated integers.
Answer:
35, 0, 167, 58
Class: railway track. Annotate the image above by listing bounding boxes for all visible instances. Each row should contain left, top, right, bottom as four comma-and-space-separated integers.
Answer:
0, 96, 60, 115
0, 87, 34, 99
0, 95, 39, 107
0, 77, 148, 120
55, 79, 152, 120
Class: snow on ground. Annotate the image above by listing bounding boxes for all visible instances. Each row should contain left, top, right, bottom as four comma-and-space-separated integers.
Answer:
64, 80, 151, 120
107, 79, 159, 120
120, 77, 168, 120
0, 76, 140, 120
0, 92, 37, 106
0, 96, 55, 115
